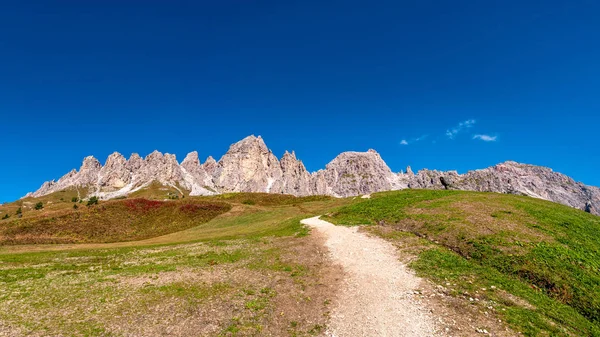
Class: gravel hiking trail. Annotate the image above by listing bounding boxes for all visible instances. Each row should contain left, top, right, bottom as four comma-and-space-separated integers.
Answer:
301, 216, 437, 337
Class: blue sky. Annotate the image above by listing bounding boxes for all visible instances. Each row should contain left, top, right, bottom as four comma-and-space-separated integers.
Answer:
1, 1, 599, 202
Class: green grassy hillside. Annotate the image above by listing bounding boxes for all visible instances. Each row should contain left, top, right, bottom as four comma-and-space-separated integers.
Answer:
0, 198, 231, 244
0, 193, 348, 336
0, 187, 90, 221
3, 190, 599, 336
324, 190, 600, 336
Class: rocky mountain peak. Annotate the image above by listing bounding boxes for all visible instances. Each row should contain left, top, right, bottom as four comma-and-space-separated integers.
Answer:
126, 153, 144, 171
323, 150, 397, 197
282, 150, 297, 161
77, 156, 102, 186
182, 151, 200, 166
99, 152, 130, 191
202, 156, 218, 176
213, 135, 282, 193
145, 150, 164, 162
104, 152, 126, 167
179, 151, 217, 196
227, 134, 269, 154
81, 156, 101, 171
327, 151, 392, 173
164, 153, 178, 165
63, 169, 78, 179
24, 135, 600, 216
280, 150, 311, 196
181, 153, 202, 174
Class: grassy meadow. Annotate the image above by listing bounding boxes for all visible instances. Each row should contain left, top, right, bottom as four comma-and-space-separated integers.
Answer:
0, 192, 349, 336
325, 190, 600, 336
1, 187, 600, 336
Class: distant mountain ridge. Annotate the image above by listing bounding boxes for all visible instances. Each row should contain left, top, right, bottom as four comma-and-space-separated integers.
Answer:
26, 135, 600, 215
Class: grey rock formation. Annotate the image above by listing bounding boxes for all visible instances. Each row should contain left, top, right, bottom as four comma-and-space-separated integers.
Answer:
180, 151, 217, 196
98, 152, 130, 191
402, 162, 600, 215
25, 136, 600, 216
202, 156, 218, 177
310, 170, 330, 196
455, 162, 600, 214
280, 151, 312, 196
142, 151, 183, 186
126, 153, 145, 172
212, 135, 283, 193
78, 156, 102, 186
319, 149, 403, 197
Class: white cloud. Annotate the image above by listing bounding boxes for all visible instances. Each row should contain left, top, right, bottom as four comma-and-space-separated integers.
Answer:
400, 135, 427, 146
446, 119, 476, 139
473, 134, 497, 142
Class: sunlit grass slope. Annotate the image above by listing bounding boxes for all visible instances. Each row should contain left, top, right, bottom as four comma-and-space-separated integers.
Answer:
325, 190, 600, 336
0, 193, 348, 336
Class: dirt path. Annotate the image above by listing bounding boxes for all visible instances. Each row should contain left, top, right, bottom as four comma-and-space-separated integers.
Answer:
301, 216, 438, 337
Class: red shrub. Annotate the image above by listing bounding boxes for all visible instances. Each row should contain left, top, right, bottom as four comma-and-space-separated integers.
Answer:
124, 199, 165, 212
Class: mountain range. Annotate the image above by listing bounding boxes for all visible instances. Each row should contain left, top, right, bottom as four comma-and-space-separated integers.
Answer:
26, 135, 600, 215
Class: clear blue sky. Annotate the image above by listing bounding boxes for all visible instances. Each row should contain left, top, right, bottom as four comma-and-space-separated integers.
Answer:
1, 1, 599, 202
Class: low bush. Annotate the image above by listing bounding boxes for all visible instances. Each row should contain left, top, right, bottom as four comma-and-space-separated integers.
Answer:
86, 196, 99, 206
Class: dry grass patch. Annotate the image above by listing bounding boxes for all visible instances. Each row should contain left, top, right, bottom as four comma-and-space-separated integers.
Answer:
0, 199, 231, 245
0, 228, 341, 336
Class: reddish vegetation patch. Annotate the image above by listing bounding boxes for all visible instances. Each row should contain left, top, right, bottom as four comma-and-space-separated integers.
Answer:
124, 199, 165, 212
0, 199, 231, 244
178, 203, 227, 214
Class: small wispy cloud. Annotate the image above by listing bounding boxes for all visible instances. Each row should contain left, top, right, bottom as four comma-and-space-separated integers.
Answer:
446, 119, 476, 139
473, 134, 497, 142
400, 134, 427, 146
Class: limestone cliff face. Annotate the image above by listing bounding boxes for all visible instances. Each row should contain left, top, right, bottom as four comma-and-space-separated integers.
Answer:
26, 135, 600, 216
308, 170, 328, 196
202, 156, 218, 177
212, 135, 283, 193
320, 149, 402, 197
140, 151, 183, 187
125, 153, 145, 173
98, 152, 130, 191
280, 151, 312, 196
180, 151, 217, 196
78, 156, 102, 186
404, 169, 460, 190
